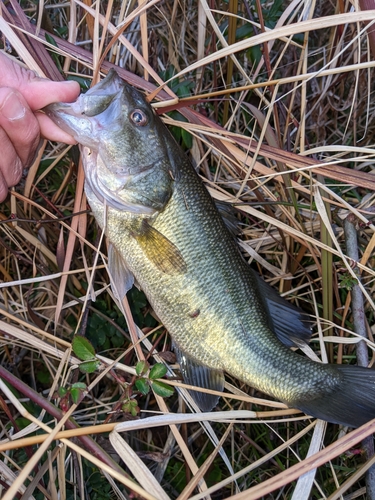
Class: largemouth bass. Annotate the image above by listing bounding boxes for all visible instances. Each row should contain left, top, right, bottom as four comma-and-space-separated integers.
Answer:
45, 70, 375, 427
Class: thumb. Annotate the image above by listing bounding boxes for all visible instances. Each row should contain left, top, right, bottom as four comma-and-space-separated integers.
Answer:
0, 52, 80, 110
20, 79, 80, 111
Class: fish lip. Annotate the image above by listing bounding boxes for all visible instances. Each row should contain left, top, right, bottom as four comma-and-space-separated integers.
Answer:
43, 104, 65, 126
43, 102, 89, 140
44, 101, 81, 122
45, 102, 72, 113
87, 69, 122, 94
43, 79, 121, 137
43, 70, 131, 134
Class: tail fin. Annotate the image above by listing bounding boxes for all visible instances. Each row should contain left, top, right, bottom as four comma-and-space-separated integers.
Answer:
294, 365, 375, 427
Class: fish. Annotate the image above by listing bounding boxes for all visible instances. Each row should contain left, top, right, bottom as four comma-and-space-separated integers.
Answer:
45, 69, 375, 427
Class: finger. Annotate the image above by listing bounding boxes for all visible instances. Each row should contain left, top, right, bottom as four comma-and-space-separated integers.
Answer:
36, 112, 77, 144
0, 88, 41, 168
23, 80, 80, 111
0, 167, 11, 203
0, 125, 23, 192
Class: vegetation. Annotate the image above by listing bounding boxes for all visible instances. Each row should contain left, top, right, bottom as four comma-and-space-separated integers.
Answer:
0, 0, 374, 498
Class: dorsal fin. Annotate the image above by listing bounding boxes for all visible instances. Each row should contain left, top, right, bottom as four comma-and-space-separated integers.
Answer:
254, 273, 312, 347
215, 200, 242, 237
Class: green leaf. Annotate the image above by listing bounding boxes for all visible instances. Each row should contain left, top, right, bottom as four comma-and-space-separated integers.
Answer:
206, 463, 222, 486
44, 34, 62, 70
339, 272, 358, 291
15, 418, 32, 431
151, 380, 174, 398
45, 32, 58, 47
181, 128, 193, 149
70, 387, 84, 404
149, 363, 167, 380
79, 360, 100, 374
71, 382, 87, 390
111, 331, 125, 348
135, 360, 149, 376
58, 387, 68, 397
72, 336, 96, 361
122, 400, 139, 417
36, 366, 51, 385
135, 378, 150, 395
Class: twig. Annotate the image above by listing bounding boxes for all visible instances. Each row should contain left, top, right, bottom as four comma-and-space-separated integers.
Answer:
344, 214, 375, 500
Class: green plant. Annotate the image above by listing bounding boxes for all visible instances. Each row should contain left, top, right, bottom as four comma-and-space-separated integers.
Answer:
134, 360, 174, 398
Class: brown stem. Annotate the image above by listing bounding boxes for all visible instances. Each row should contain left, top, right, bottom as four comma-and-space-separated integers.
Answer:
344, 215, 375, 500
358, 0, 375, 59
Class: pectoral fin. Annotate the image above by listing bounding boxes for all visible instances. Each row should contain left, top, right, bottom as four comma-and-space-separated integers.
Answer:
108, 244, 134, 300
174, 345, 224, 411
136, 221, 187, 274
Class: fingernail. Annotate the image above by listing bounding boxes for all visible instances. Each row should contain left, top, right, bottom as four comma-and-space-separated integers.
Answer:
0, 91, 26, 121
61, 80, 78, 85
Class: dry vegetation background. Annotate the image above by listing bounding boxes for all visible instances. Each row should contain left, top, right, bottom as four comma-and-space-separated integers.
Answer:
0, 0, 375, 498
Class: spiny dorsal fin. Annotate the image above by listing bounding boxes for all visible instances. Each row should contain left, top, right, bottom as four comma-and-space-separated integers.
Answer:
136, 221, 187, 274
215, 200, 242, 237
215, 203, 313, 345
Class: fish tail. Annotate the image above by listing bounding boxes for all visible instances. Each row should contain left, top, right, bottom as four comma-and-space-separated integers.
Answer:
293, 365, 375, 427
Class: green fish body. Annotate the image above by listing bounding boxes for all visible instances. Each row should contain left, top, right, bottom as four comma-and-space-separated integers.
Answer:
45, 70, 375, 427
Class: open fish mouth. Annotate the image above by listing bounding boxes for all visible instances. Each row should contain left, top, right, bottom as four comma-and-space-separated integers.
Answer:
43, 71, 123, 144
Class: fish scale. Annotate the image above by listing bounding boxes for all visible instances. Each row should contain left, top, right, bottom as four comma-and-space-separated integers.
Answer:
45, 69, 375, 427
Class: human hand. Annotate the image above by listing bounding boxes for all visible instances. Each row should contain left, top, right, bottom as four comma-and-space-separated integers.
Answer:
0, 52, 80, 201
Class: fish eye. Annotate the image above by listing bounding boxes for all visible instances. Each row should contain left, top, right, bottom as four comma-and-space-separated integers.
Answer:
130, 109, 148, 126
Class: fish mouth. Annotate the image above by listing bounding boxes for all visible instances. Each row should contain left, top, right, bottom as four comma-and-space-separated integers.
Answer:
44, 74, 121, 142
44, 102, 83, 139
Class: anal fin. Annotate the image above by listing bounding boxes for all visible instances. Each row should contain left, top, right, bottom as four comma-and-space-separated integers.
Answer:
174, 345, 224, 411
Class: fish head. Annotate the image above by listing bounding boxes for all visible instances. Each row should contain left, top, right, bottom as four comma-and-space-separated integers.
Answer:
45, 70, 177, 215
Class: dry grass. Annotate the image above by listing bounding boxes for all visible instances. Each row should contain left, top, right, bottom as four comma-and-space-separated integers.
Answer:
0, 0, 375, 499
